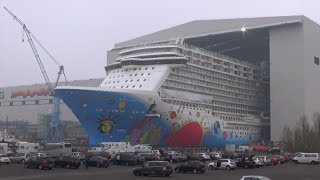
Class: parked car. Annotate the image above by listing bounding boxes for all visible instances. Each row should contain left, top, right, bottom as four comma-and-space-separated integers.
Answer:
54, 155, 81, 169
273, 155, 285, 164
0, 154, 11, 164
269, 156, 278, 165
133, 161, 173, 177
71, 152, 86, 161
174, 161, 206, 174
10, 153, 31, 164
111, 153, 143, 166
84, 156, 109, 168
24, 157, 54, 170
240, 176, 271, 180
138, 153, 160, 161
210, 152, 222, 160
252, 157, 264, 167
197, 153, 211, 161
208, 159, 236, 170
293, 153, 320, 164
256, 156, 272, 166
236, 158, 255, 169
164, 154, 179, 163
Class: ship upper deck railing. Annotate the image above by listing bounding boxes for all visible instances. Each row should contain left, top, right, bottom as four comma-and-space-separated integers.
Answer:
118, 40, 257, 68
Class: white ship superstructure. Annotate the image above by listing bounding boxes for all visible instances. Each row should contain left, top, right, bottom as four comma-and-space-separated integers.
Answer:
95, 40, 269, 145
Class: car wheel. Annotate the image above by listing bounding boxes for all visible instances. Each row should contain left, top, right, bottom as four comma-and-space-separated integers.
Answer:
193, 169, 198, 174
104, 164, 109, 168
226, 165, 231, 170
48, 167, 52, 170
125, 162, 129, 166
66, 164, 70, 169
97, 163, 100, 168
294, 160, 299, 164
22, 160, 25, 164
209, 165, 214, 170
39, 165, 43, 170
311, 161, 316, 165
244, 164, 248, 169
25, 163, 29, 168
134, 170, 141, 176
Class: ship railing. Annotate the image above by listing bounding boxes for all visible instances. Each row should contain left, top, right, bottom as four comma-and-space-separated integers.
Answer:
118, 40, 257, 68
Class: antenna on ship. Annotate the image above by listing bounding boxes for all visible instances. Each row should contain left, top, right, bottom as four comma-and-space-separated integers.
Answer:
4, 7, 67, 143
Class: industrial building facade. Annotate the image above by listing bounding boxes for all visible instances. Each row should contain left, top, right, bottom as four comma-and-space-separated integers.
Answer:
2, 16, 320, 143
0, 79, 103, 142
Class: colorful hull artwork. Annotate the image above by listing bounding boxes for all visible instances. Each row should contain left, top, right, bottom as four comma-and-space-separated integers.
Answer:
55, 88, 250, 147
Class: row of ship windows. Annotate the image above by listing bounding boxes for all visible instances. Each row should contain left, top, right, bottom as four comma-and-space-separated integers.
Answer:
110, 67, 156, 74
106, 85, 144, 89
213, 101, 256, 111
162, 86, 257, 106
169, 74, 257, 95
107, 72, 151, 80
164, 80, 257, 101
173, 68, 258, 90
223, 126, 259, 132
189, 59, 257, 79
105, 78, 148, 85
162, 98, 258, 116
177, 68, 257, 90
181, 49, 256, 73
183, 65, 257, 86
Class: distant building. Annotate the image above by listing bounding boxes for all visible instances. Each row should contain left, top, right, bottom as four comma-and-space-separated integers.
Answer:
0, 78, 103, 141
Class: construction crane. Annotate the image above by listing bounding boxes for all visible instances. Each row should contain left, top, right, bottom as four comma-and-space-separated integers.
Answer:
4, 7, 67, 143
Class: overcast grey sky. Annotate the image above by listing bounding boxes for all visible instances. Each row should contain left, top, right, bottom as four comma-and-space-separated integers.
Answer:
0, 0, 317, 87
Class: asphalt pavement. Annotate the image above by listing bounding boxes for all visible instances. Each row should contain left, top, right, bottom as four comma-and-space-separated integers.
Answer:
0, 162, 319, 180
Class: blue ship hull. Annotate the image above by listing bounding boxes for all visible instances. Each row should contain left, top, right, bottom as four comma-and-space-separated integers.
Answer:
55, 87, 250, 147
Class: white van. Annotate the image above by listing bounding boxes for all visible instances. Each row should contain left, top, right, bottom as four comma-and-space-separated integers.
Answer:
293, 153, 320, 164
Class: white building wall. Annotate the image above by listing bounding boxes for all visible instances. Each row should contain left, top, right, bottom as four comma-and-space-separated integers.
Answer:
269, 23, 305, 141
303, 18, 320, 121
0, 78, 103, 124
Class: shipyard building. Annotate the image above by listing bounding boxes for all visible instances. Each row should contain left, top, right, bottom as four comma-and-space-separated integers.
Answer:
1, 16, 320, 144
107, 16, 320, 142
0, 79, 103, 142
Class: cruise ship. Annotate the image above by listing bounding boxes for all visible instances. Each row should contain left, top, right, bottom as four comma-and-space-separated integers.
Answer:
56, 40, 269, 147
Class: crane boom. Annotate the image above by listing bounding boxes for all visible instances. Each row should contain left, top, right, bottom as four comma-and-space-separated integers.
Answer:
4, 7, 65, 143
4, 7, 55, 94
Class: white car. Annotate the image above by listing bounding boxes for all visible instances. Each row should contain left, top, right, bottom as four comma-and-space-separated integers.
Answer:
208, 159, 236, 170
240, 175, 271, 180
198, 153, 210, 160
252, 157, 265, 167
210, 152, 222, 159
293, 153, 320, 164
0, 154, 11, 164
71, 152, 85, 160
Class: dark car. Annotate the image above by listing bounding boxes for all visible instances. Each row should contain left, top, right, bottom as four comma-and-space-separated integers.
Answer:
54, 156, 81, 169
133, 161, 173, 177
138, 154, 160, 161
84, 156, 109, 168
273, 155, 285, 164
24, 157, 54, 170
174, 161, 206, 174
236, 158, 255, 169
111, 153, 143, 166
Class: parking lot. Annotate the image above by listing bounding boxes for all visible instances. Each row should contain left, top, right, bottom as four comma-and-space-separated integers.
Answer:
0, 162, 319, 180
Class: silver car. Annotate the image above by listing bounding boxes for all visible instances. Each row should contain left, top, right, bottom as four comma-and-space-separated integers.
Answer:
208, 159, 236, 170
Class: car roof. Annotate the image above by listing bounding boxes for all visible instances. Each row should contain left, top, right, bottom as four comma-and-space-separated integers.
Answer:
242, 175, 271, 180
